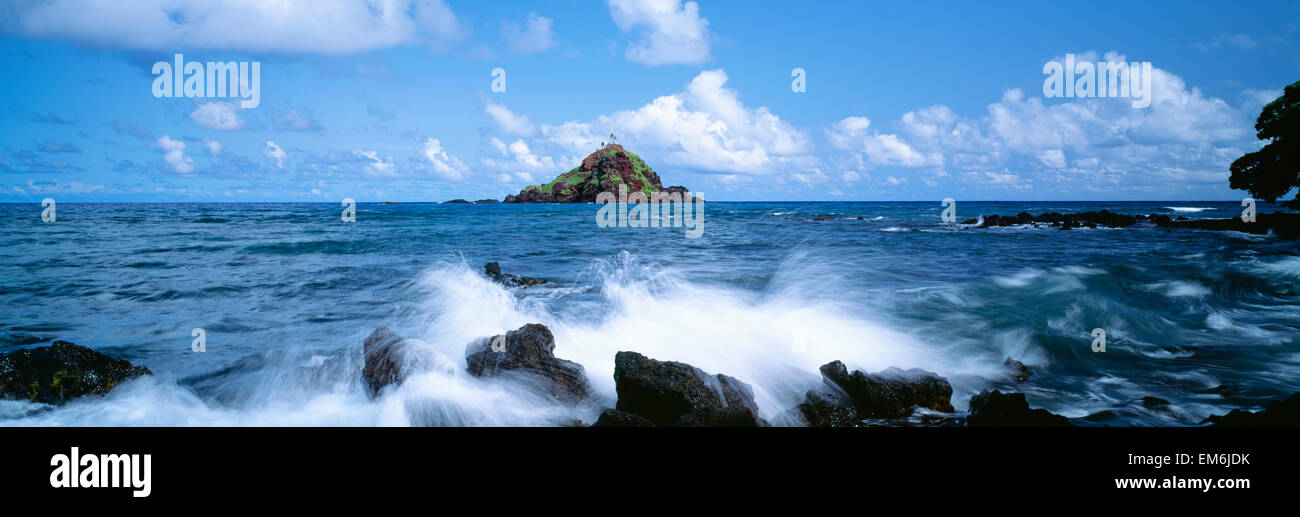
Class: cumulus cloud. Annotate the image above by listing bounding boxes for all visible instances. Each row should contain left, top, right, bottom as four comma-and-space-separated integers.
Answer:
423, 138, 470, 180
826, 116, 942, 168
608, 0, 711, 65
476, 69, 809, 181
264, 141, 286, 169
190, 102, 244, 131
589, 69, 809, 174
821, 52, 1259, 194
502, 13, 554, 54
4, 0, 467, 54
485, 103, 536, 136
482, 137, 558, 174
156, 135, 194, 174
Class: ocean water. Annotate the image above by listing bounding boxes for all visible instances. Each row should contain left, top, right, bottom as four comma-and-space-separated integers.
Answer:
1, 200, 1297, 426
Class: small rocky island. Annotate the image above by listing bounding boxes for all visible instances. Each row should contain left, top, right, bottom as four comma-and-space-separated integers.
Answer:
503, 144, 697, 203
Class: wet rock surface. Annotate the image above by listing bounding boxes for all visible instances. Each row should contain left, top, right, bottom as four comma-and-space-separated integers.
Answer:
465, 323, 591, 403
0, 340, 151, 405
609, 351, 761, 427
966, 389, 1073, 427
362, 327, 414, 398
484, 262, 547, 286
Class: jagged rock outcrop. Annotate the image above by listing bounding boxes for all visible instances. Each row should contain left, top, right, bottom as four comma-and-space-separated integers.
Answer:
605, 351, 761, 427
483, 262, 546, 287
966, 389, 1073, 427
794, 360, 954, 426
465, 323, 590, 403
1205, 393, 1300, 426
0, 341, 151, 405
362, 327, 416, 398
503, 144, 697, 203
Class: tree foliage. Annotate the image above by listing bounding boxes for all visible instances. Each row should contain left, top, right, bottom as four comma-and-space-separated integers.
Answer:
1230, 80, 1300, 209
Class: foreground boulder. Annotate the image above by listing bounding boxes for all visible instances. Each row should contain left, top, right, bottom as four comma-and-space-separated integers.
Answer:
1205, 393, 1300, 426
592, 408, 655, 427
966, 389, 1072, 427
0, 341, 151, 405
797, 390, 859, 427
821, 361, 954, 419
608, 351, 761, 427
465, 323, 590, 403
362, 327, 416, 398
484, 262, 547, 287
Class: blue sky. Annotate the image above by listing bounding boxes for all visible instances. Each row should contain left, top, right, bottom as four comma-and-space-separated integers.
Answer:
1, 0, 1297, 202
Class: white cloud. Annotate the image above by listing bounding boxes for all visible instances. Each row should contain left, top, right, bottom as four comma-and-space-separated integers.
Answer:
608, 0, 711, 65
502, 13, 554, 54
826, 116, 942, 167
423, 138, 470, 180
190, 102, 244, 131
481, 137, 559, 174
264, 141, 286, 169
355, 150, 395, 176
818, 53, 1257, 194
588, 69, 809, 174
156, 135, 194, 174
203, 139, 222, 155
5, 0, 467, 54
485, 103, 536, 136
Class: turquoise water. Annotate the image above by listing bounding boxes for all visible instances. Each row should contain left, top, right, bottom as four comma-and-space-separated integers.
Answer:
1, 201, 1297, 426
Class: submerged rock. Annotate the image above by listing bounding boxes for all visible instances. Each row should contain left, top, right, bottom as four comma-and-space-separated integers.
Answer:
1205, 393, 1300, 427
610, 351, 761, 427
0, 340, 151, 405
362, 327, 415, 398
1003, 358, 1031, 382
465, 323, 590, 403
484, 262, 547, 287
966, 389, 1072, 427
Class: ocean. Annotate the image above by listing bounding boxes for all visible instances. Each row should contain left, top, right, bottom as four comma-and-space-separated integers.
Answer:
1, 200, 1297, 426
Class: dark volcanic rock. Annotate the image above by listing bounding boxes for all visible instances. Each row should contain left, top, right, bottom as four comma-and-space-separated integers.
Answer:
1205, 393, 1300, 426
967, 389, 1073, 427
362, 327, 414, 398
444, 198, 471, 203
483, 262, 547, 287
963, 210, 1299, 239
466, 323, 590, 403
1003, 358, 1031, 382
965, 209, 1138, 229
797, 389, 859, 427
612, 351, 761, 427
675, 406, 761, 427
592, 408, 655, 427
473, 199, 499, 204
1158, 212, 1300, 239
0, 341, 151, 405
818, 360, 954, 419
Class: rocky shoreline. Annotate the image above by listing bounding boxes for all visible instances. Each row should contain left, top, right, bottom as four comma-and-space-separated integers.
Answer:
962, 209, 1300, 238
4, 331, 1297, 426
348, 321, 1300, 427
